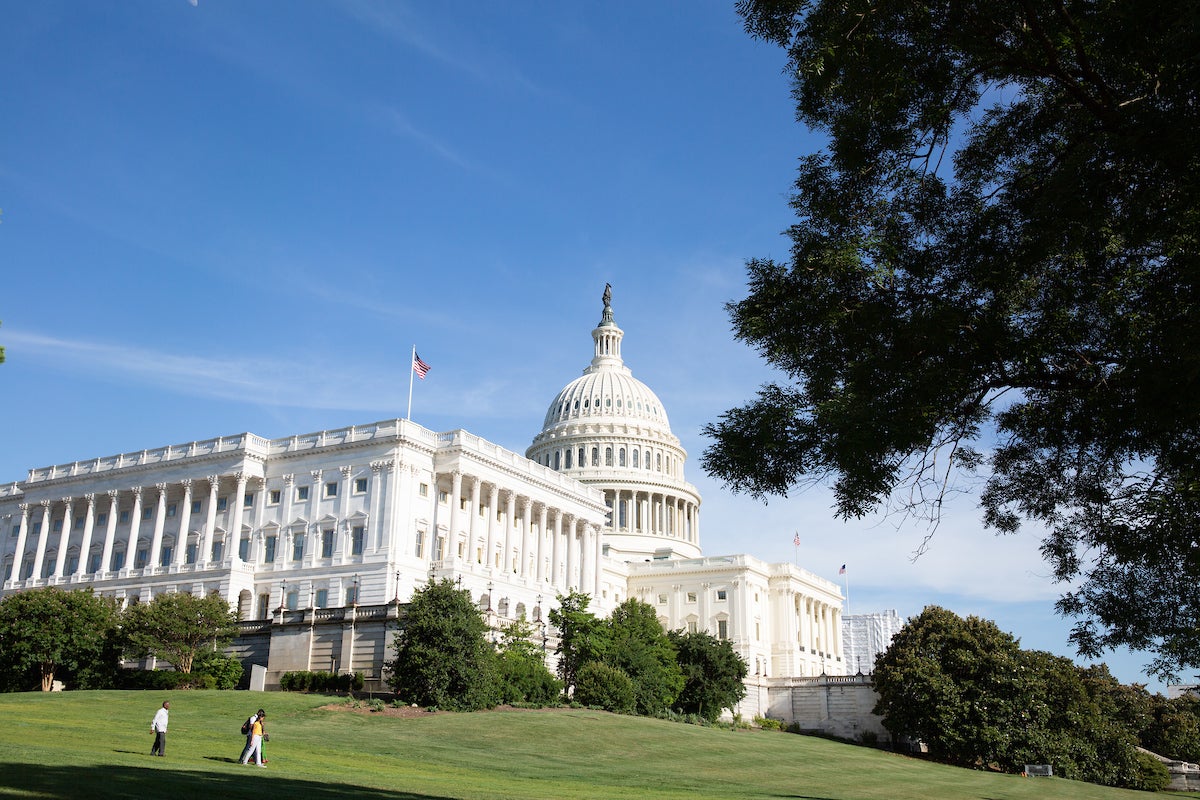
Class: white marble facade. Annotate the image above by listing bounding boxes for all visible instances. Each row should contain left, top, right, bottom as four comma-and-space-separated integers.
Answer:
0, 291, 845, 684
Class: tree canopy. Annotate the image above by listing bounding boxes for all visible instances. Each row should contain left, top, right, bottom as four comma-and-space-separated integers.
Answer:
0, 587, 120, 691
122, 591, 239, 673
605, 599, 684, 715
706, 0, 1200, 679
387, 579, 499, 711
668, 629, 749, 722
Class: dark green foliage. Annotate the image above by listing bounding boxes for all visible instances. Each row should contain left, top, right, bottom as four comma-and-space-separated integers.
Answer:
119, 669, 216, 690
193, 650, 244, 690
712, 0, 1200, 679
668, 629, 749, 722
1144, 694, 1200, 763
0, 587, 120, 692
279, 670, 361, 693
549, 591, 609, 695
872, 606, 1149, 787
574, 661, 636, 714
122, 592, 239, 673
387, 579, 498, 711
1130, 752, 1172, 792
604, 599, 683, 715
495, 618, 561, 705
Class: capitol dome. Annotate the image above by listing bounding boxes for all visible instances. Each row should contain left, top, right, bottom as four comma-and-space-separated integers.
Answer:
527, 287, 702, 562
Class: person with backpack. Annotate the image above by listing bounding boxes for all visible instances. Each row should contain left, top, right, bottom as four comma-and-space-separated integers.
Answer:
238, 709, 266, 766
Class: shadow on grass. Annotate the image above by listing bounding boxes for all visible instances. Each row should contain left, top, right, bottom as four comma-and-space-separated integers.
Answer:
0, 762, 449, 800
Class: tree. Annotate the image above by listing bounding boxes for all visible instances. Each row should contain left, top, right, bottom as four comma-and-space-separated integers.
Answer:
0, 588, 120, 691
604, 599, 683, 715
873, 606, 1149, 787
122, 591, 238, 673
706, 0, 1200, 679
495, 617, 561, 705
668, 629, 748, 722
573, 661, 636, 714
548, 591, 609, 696
387, 579, 499, 711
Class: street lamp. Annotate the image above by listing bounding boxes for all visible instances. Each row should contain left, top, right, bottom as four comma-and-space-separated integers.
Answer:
352, 573, 359, 606
279, 580, 287, 612
535, 593, 542, 622
486, 581, 493, 612
394, 570, 400, 602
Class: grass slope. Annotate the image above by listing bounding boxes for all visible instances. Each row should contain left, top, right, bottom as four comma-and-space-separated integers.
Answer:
0, 691, 1154, 800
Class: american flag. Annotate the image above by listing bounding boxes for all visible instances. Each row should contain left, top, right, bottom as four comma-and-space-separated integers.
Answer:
413, 352, 431, 379
792, 532, 800, 547
839, 564, 846, 575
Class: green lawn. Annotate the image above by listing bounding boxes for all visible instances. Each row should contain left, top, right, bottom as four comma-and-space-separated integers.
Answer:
0, 690, 1158, 800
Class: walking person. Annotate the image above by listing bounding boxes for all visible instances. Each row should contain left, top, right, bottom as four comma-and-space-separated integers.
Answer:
239, 709, 266, 767
238, 709, 264, 763
150, 701, 170, 757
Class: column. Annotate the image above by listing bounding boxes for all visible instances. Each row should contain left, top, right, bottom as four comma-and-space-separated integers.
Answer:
520, 498, 532, 577
201, 476, 219, 565
486, 484, 499, 569
7, 504, 29, 583
448, 470, 462, 562
52, 497, 73, 578
366, 465, 383, 554
31, 500, 52, 580
536, 504, 548, 583
592, 523, 603, 598
551, 510, 563, 589
148, 483, 168, 570
100, 491, 119, 574
173, 480, 193, 567
566, 516, 579, 590
579, 524, 593, 596
75, 494, 97, 576
124, 487, 144, 571
503, 490, 516, 573
469, 477, 481, 563
230, 473, 248, 563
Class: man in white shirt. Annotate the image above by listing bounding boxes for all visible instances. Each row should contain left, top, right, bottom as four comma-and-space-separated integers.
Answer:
150, 701, 170, 756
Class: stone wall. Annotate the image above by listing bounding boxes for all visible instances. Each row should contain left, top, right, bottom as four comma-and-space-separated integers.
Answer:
766, 674, 890, 743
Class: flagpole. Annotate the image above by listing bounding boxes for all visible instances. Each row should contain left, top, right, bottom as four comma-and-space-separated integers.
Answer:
843, 568, 851, 617
407, 344, 416, 420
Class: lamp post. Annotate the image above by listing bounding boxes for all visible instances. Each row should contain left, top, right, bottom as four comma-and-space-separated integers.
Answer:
486, 581, 493, 612
352, 573, 359, 606
535, 593, 542, 623
394, 569, 400, 602
279, 579, 287, 612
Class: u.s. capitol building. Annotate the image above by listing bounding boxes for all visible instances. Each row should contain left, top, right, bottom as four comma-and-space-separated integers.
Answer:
0, 290, 848, 714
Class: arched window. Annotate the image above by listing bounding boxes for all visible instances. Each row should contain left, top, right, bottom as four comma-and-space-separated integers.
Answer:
591, 447, 599, 467
645, 450, 652, 469
632, 449, 639, 468
605, 447, 613, 466
656, 453, 662, 471
554, 451, 561, 470
565, 449, 573, 468
619, 448, 626, 467
578, 447, 586, 467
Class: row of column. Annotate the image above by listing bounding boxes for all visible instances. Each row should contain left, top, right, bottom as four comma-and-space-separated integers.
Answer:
6, 474, 247, 584
440, 470, 602, 597
607, 488, 699, 542
785, 592, 841, 660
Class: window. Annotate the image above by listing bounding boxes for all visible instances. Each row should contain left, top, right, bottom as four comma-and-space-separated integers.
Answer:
88, 553, 102, 573
186, 543, 197, 564
243, 493, 254, 508
716, 589, 727, 601
74, 516, 84, 530
141, 508, 152, 521
345, 584, 359, 605
418, 483, 429, 497
211, 540, 224, 561
554, 451, 561, 470
591, 447, 599, 467
687, 592, 697, 603
717, 619, 729, 639
166, 504, 177, 518
296, 486, 309, 502
354, 478, 368, 494
656, 453, 662, 471
657, 593, 668, 605
315, 589, 329, 608
292, 534, 304, 562
119, 510, 129, 524
264, 536, 276, 563
160, 546, 172, 566
564, 449, 572, 468
286, 591, 299, 611
269, 489, 281, 505
605, 447, 613, 466
578, 447, 585, 466
217, 497, 228, 512
238, 538, 249, 561
414, 530, 424, 558
111, 550, 125, 570
324, 481, 338, 498
321, 529, 334, 558
96, 512, 108, 526
688, 620, 698, 633
619, 448, 626, 467
438, 490, 448, 503
53, 519, 63, 532
256, 594, 270, 619
134, 549, 148, 568
191, 500, 201, 515
67, 555, 79, 574
351, 526, 364, 556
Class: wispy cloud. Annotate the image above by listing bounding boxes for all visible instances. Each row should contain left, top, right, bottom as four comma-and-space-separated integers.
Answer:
377, 106, 473, 170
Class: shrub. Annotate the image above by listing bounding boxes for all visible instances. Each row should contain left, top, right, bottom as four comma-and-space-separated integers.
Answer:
573, 661, 636, 714
279, 670, 361, 693
754, 715, 784, 731
1128, 752, 1171, 792
193, 651, 244, 690
118, 669, 214, 689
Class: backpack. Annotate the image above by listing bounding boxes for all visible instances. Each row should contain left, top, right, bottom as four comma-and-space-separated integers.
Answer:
240, 718, 251, 735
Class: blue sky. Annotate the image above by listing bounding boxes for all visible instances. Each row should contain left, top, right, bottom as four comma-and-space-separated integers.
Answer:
0, 1, 1172, 691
